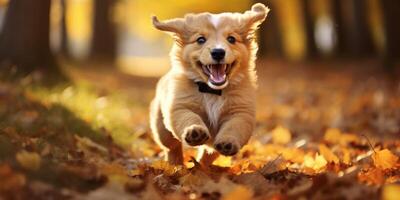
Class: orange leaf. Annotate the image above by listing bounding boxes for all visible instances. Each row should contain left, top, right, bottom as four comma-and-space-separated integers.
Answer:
222, 185, 253, 200
358, 168, 384, 185
324, 128, 358, 145
272, 125, 291, 144
372, 149, 399, 170
341, 148, 352, 165
319, 144, 339, 164
383, 184, 400, 200
324, 128, 342, 144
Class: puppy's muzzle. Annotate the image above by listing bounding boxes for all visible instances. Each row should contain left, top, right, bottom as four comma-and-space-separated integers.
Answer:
211, 48, 225, 62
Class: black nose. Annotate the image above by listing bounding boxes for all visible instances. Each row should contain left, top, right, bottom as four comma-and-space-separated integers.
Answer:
211, 48, 225, 61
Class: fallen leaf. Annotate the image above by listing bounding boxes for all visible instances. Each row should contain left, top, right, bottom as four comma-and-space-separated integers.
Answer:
151, 160, 184, 176
213, 155, 232, 167
358, 168, 384, 185
74, 181, 136, 200
222, 185, 253, 200
272, 125, 292, 144
16, 150, 41, 171
319, 144, 339, 164
324, 128, 358, 146
372, 149, 399, 170
234, 172, 274, 195
324, 128, 342, 144
303, 153, 327, 172
341, 148, 352, 165
382, 184, 400, 200
0, 164, 26, 192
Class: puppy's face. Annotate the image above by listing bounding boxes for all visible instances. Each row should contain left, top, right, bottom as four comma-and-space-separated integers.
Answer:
153, 3, 269, 89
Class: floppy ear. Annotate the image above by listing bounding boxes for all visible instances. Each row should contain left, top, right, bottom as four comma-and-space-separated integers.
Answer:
152, 16, 185, 34
242, 3, 270, 34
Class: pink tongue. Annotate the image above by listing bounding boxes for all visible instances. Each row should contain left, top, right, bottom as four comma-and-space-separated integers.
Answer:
210, 65, 226, 83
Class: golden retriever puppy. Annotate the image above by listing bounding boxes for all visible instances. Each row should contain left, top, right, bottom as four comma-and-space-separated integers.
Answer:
150, 3, 269, 165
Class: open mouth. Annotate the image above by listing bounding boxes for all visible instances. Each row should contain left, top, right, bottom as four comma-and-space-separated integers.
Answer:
198, 61, 236, 89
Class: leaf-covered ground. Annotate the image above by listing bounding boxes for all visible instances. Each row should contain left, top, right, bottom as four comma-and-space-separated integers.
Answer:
0, 60, 399, 200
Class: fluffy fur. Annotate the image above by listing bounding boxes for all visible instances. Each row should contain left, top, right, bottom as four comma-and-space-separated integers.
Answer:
150, 3, 269, 165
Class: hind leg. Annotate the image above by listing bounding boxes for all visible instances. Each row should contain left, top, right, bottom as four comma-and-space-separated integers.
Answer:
150, 100, 183, 165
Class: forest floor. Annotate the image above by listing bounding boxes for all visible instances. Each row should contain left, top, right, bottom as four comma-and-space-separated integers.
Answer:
0, 59, 399, 200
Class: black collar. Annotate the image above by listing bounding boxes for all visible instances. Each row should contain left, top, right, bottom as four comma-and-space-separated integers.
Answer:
195, 81, 222, 96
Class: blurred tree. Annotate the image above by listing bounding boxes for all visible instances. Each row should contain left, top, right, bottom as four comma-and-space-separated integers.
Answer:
302, 0, 317, 58
0, 0, 58, 73
275, 0, 307, 61
381, 0, 400, 65
90, 0, 116, 62
59, 0, 70, 58
331, 0, 345, 56
258, 0, 283, 57
335, 0, 374, 57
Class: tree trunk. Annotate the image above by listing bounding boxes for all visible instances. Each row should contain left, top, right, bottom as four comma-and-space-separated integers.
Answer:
302, 0, 317, 58
331, 0, 345, 57
381, 0, 400, 65
59, 0, 69, 58
0, 0, 56, 72
90, 0, 116, 62
257, 0, 283, 58
334, 0, 374, 57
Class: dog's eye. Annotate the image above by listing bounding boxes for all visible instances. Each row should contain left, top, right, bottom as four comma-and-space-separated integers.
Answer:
227, 36, 236, 44
196, 36, 206, 44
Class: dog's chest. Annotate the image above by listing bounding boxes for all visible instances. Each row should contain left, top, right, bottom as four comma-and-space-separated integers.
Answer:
202, 95, 225, 131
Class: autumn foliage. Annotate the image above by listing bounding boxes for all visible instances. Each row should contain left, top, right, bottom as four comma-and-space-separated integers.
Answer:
0, 63, 399, 199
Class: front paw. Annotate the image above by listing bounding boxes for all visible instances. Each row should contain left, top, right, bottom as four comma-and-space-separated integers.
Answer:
183, 125, 210, 146
214, 137, 240, 156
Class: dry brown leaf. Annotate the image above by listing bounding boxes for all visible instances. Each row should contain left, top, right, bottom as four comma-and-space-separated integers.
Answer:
372, 149, 399, 170
16, 150, 41, 171
272, 125, 291, 144
319, 144, 339, 164
0, 164, 26, 192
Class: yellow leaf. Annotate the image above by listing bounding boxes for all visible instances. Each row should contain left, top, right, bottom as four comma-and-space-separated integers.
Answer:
372, 149, 399, 170
222, 185, 253, 200
151, 160, 185, 176
272, 125, 292, 144
16, 151, 41, 171
383, 184, 400, 200
303, 153, 327, 171
319, 144, 339, 164
342, 148, 351, 165
324, 128, 358, 145
213, 155, 232, 167
282, 148, 304, 163
324, 128, 342, 144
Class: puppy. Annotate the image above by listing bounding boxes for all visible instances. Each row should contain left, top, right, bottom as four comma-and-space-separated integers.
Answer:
150, 3, 269, 165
